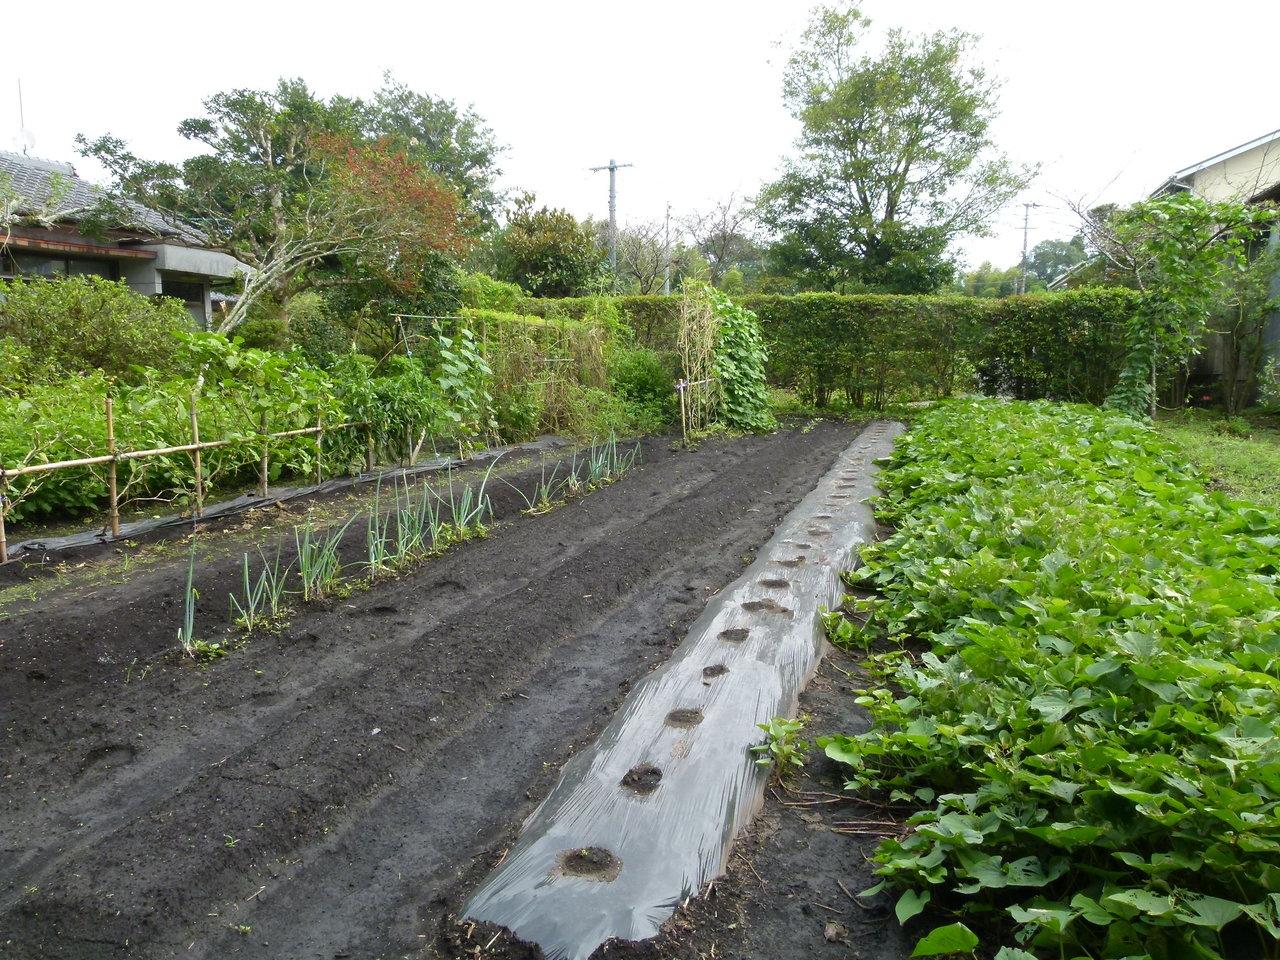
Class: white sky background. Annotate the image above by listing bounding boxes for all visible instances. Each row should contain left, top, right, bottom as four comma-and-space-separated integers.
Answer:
2, 0, 1277, 271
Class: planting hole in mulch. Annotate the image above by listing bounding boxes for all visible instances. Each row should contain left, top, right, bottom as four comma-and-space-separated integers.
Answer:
790, 541, 812, 549
620, 763, 663, 794
814, 513, 833, 519
774, 556, 805, 567
702, 664, 729, 679
759, 578, 790, 589
718, 628, 749, 643
556, 846, 622, 882
743, 598, 793, 616
807, 526, 832, 539
665, 708, 704, 728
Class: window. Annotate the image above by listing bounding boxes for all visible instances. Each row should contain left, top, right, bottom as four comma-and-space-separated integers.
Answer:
161, 278, 205, 305
3, 253, 118, 280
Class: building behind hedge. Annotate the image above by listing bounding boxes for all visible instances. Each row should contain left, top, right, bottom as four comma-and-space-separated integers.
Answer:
0, 150, 246, 327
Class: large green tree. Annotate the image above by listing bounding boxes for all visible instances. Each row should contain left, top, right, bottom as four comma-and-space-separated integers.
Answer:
493, 197, 603, 297
78, 77, 495, 330
757, 4, 1030, 293
1026, 234, 1088, 286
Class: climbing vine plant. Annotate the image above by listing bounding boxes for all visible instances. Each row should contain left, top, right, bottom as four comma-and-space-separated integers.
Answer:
1088, 193, 1277, 419
679, 284, 774, 432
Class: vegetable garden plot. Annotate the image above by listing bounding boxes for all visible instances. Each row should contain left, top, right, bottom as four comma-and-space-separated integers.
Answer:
0, 422, 863, 960
463, 422, 903, 960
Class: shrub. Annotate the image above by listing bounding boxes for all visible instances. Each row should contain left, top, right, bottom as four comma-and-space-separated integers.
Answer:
459, 272, 523, 312
609, 346, 676, 423
825, 399, 1280, 959
0, 275, 191, 381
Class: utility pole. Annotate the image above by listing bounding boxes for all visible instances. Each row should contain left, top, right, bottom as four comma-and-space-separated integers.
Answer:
662, 201, 672, 295
590, 158, 633, 288
1018, 202, 1040, 295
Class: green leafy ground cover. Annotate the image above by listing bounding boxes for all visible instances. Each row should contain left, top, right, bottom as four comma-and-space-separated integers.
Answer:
824, 399, 1280, 959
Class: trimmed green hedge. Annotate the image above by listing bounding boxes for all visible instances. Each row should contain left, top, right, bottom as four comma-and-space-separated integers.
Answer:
518, 289, 1139, 408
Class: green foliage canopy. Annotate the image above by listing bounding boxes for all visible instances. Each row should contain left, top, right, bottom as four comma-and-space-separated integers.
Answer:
756, 4, 1030, 293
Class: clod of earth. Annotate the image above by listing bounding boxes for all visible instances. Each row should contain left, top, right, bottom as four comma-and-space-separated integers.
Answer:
665, 708, 704, 728
556, 847, 622, 882
620, 764, 663, 794
758, 578, 790, 589
742, 598, 793, 616
702, 664, 729, 679
718, 628, 749, 643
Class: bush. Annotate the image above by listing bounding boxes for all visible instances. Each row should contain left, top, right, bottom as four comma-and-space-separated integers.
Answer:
0, 275, 192, 381
459, 272, 523, 312
609, 346, 676, 424
825, 399, 1280, 958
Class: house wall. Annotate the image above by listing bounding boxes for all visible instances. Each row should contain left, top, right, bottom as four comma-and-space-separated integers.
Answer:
1190, 140, 1280, 202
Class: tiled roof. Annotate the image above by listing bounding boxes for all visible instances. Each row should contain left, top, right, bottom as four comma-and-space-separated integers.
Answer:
0, 150, 208, 246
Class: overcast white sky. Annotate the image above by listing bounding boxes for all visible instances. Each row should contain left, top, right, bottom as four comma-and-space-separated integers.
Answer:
3, 0, 1277, 270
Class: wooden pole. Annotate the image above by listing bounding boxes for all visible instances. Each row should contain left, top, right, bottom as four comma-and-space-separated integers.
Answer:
365, 425, 375, 474
315, 410, 324, 484
189, 391, 204, 518
0, 469, 9, 564
405, 424, 414, 467
678, 380, 688, 445
105, 396, 121, 538
258, 410, 270, 497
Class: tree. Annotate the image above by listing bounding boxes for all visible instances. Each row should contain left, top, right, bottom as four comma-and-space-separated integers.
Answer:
1212, 244, 1280, 414
1075, 192, 1278, 418
959, 261, 1020, 297
1026, 235, 1087, 286
493, 198, 603, 297
78, 78, 481, 330
362, 74, 504, 231
609, 220, 707, 295
756, 4, 1030, 293
683, 194, 765, 287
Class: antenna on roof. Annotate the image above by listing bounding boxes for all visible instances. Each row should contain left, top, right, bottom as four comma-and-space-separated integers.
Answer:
16, 79, 35, 156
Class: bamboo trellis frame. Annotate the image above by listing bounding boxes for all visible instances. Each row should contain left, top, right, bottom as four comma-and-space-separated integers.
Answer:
0, 395, 374, 564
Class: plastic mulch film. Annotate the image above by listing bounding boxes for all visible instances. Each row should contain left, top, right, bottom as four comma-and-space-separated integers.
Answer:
7, 436, 569, 559
463, 420, 905, 960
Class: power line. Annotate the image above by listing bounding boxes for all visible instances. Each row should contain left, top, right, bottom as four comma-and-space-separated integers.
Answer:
590, 158, 633, 289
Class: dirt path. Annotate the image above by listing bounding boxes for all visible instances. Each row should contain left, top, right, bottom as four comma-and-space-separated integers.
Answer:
1, 422, 866, 960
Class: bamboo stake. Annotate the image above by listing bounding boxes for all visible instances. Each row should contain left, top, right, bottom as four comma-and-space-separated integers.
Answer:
365, 425, 375, 474
405, 424, 414, 467
0, 469, 9, 564
189, 392, 204, 518
258, 410, 270, 497
106, 396, 121, 538
678, 379, 688, 445
315, 410, 324, 484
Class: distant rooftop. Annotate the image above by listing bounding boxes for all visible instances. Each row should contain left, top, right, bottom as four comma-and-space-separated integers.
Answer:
0, 149, 207, 246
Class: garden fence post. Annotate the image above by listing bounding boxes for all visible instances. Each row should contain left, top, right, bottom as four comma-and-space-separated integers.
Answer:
189, 391, 204, 518
314, 411, 324, 485
257, 410, 269, 498
105, 396, 121, 538
677, 379, 688, 445
0, 468, 8, 564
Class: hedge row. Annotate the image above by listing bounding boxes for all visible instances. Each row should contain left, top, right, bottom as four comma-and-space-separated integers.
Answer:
518, 289, 1140, 407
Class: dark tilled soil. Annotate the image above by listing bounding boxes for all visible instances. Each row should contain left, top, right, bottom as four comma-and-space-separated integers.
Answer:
1, 422, 875, 960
